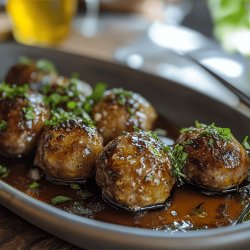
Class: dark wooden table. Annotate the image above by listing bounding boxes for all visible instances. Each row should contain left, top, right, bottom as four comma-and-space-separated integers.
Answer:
0, 205, 80, 249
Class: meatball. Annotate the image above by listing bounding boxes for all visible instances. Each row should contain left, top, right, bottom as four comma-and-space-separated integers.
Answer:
34, 119, 103, 182
5, 62, 92, 100
5, 63, 58, 90
92, 88, 157, 144
176, 123, 249, 191
0, 93, 50, 157
96, 131, 175, 211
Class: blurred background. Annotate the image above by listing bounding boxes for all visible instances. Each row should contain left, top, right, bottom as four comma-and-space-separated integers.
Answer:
1, 0, 250, 110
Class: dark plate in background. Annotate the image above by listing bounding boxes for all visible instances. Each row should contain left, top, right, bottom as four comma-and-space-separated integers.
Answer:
0, 42, 250, 250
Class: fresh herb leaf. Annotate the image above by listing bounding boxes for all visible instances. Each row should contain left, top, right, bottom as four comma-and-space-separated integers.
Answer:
45, 108, 95, 128
83, 83, 107, 113
45, 109, 77, 126
0, 164, 9, 178
242, 136, 250, 150
67, 101, 77, 110
29, 181, 40, 189
165, 144, 187, 184
22, 106, 35, 120
148, 144, 162, 158
0, 120, 7, 131
0, 82, 29, 99
51, 195, 72, 205
208, 138, 215, 148
200, 123, 233, 142
70, 183, 81, 190
181, 121, 233, 142
44, 93, 69, 108
112, 88, 133, 106
36, 59, 57, 73
19, 57, 57, 73
19, 56, 32, 65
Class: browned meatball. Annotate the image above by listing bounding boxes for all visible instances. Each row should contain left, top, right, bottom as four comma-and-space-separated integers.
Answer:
5, 63, 58, 89
92, 88, 157, 144
0, 93, 50, 157
96, 131, 175, 211
176, 123, 249, 190
34, 119, 103, 182
5, 62, 92, 100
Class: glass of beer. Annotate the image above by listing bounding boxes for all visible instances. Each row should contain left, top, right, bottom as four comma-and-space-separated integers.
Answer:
7, 0, 78, 46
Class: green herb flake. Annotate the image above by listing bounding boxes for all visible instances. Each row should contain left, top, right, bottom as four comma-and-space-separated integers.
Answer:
70, 183, 81, 190
29, 181, 40, 189
148, 144, 162, 158
45, 109, 76, 127
0, 82, 29, 99
22, 106, 35, 120
19, 56, 32, 65
166, 144, 187, 184
44, 93, 69, 108
182, 121, 233, 142
0, 164, 9, 178
36, 59, 57, 73
0, 120, 7, 131
51, 195, 72, 205
208, 138, 215, 148
67, 101, 77, 110
83, 83, 107, 113
112, 88, 133, 106
242, 136, 250, 150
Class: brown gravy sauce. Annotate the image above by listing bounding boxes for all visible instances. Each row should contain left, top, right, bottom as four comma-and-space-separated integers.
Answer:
0, 116, 248, 231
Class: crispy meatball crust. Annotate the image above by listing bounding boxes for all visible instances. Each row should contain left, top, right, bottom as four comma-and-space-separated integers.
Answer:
92, 89, 157, 144
177, 128, 249, 190
0, 94, 50, 157
34, 120, 103, 182
5, 64, 92, 98
96, 131, 175, 211
5, 64, 58, 89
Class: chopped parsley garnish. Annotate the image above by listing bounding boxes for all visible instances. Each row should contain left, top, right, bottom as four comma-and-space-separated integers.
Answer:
0, 120, 7, 131
19, 56, 32, 65
22, 106, 35, 120
19, 56, 57, 73
112, 88, 133, 106
45, 109, 78, 126
0, 82, 29, 99
148, 144, 162, 158
44, 92, 69, 108
165, 144, 187, 184
83, 82, 107, 113
51, 195, 72, 205
0, 164, 9, 178
45, 108, 95, 128
67, 101, 77, 110
36, 59, 57, 73
28, 181, 40, 189
242, 136, 250, 150
181, 121, 233, 142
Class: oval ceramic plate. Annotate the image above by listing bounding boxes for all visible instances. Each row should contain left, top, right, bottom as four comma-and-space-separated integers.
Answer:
0, 43, 250, 250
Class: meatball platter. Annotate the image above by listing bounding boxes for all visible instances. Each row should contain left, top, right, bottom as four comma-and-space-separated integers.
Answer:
0, 43, 250, 250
